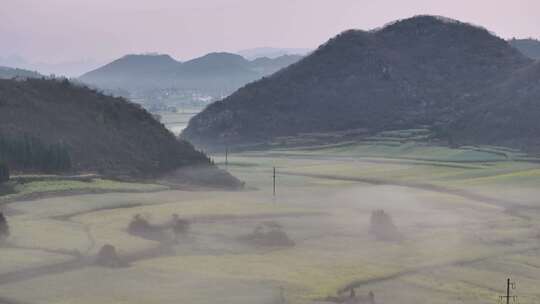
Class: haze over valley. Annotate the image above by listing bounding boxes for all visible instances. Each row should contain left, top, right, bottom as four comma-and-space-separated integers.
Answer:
1, 1, 540, 304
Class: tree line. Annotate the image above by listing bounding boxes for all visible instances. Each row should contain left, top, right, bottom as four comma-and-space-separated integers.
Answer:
0, 134, 71, 173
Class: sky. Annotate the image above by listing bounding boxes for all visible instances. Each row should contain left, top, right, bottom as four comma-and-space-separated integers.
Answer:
2, 0, 540, 65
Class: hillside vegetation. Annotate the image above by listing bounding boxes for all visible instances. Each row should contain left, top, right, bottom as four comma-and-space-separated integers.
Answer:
183, 16, 540, 153
0, 78, 223, 178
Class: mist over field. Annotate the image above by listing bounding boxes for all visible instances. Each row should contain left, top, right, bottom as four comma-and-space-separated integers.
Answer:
2, 1, 540, 304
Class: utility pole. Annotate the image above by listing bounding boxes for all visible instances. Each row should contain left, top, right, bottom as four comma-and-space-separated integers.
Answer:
225, 146, 228, 168
500, 278, 516, 304
273, 167, 276, 197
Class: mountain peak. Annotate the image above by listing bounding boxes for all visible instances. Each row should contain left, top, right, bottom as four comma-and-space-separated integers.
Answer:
115, 53, 179, 65
181, 52, 250, 74
184, 52, 248, 65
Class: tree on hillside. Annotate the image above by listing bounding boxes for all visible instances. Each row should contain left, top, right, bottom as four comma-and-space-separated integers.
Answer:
0, 162, 9, 183
0, 212, 9, 241
0, 135, 71, 173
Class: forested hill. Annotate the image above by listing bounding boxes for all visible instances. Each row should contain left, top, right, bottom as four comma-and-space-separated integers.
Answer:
0, 78, 230, 179
182, 16, 540, 152
448, 61, 540, 150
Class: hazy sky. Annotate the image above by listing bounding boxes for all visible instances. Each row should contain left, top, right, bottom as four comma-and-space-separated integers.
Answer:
2, 0, 540, 64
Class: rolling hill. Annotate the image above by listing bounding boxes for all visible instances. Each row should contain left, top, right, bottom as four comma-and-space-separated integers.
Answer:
509, 38, 540, 60
79, 52, 303, 107
182, 16, 540, 152
0, 78, 239, 186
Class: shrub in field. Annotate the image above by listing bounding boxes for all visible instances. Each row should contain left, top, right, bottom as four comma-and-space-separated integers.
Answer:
95, 244, 128, 268
369, 210, 402, 241
127, 214, 167, 241
328, 289, 375, 304
128, 214, 152, 235
241, 221, 295, 247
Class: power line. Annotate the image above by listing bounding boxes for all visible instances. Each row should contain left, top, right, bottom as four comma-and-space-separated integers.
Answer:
225, 146, 228, 168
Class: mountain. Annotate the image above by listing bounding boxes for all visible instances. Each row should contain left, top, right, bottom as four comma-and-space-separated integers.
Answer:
250, 55, 304, 74
182, 16, 540, 152
28, 59, 105, 77
0, 66, 42, 79
0, 78, 239, 185
78, 52, 303, 108
509, 38, 540, 60
237, 47, 311, 60
0, 55, 104, 77
79, 54, 181, 91
173, 53, 259, 95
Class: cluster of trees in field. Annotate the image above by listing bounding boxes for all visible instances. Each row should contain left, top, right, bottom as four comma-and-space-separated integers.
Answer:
0, 135, 71, 173
128, 213, 190, 242
369, 210, 402, 241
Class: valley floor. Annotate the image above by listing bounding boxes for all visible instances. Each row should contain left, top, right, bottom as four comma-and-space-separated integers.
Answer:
1, 143, 540, 304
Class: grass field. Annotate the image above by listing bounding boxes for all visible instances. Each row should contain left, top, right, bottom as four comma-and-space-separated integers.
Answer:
0, 177, 168, 204
1, 141, 540, 304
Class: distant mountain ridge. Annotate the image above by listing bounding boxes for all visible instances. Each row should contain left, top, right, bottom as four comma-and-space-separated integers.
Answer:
0, 55, 103, 77
0, 66, 42, 79
237, 47, 311, 60
79, 52, 303, 107
182, 15, 540, 152
509, 38, 540, 60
